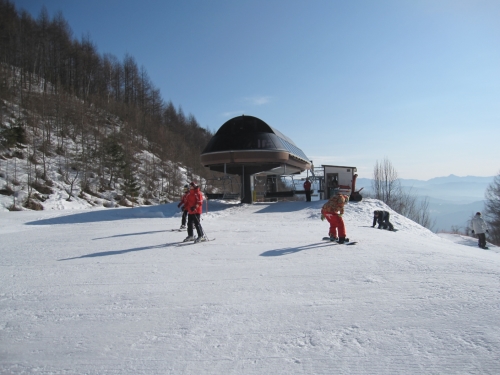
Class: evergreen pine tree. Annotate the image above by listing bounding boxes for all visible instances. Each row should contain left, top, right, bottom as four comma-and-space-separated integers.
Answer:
122, 164, 140, 200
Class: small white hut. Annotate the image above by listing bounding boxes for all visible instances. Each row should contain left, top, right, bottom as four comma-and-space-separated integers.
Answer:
322, 165, 357, 199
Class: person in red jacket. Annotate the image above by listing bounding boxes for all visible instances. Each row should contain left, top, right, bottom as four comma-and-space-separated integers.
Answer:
183, 181, 205, 242
177, 184, 189, 230
303, 178, 312, 202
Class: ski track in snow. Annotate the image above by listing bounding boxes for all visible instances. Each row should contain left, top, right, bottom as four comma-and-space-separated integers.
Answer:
0, 199, 499, 374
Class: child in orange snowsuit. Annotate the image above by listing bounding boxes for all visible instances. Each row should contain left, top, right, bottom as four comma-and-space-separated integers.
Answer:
321, 192, 349, 243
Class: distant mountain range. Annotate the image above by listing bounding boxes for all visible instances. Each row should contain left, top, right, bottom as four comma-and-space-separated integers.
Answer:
355, 175, 495, 232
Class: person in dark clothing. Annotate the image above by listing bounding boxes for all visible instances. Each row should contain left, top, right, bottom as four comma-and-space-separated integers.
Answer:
303, 178, 312, 202
177, 184, 189, 229
372, 210, 394, 231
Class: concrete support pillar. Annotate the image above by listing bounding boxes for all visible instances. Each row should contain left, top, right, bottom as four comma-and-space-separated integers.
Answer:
241, 172, 254, 204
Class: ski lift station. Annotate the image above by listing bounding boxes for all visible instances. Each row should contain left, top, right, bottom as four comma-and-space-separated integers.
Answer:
200, 115, 361, 203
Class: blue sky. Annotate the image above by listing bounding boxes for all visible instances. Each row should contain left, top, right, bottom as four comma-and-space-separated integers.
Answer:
13, 0, 500, 179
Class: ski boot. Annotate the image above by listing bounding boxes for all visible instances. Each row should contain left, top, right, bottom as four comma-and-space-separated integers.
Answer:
183, 235, 195, 242
194, 236, 207, 243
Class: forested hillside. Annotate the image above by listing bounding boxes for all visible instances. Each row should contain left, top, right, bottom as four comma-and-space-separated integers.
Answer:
0, 0, 215, 210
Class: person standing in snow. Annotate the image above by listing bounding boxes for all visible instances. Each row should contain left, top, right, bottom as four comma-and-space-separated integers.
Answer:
303, 178, 312, 202
177, 184, 189, 230
372, 210, 395, 231
470, 212, 489, 249
321, 190, 349, 243
183, 181, 205, 243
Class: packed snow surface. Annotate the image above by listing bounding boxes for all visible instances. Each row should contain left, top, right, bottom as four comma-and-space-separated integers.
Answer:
1, 198, 499, 374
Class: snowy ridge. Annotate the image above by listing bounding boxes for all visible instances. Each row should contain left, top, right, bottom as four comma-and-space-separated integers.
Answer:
0, 198, 499, 374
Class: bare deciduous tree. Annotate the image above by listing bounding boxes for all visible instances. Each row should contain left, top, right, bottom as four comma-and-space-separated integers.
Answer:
484, 171, 500, 245
372, 157, 400, 207
65, 166, 79, 201
372, 158, 435, 230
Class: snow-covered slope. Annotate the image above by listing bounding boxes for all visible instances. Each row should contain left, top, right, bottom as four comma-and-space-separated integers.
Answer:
1, 199, 499, 374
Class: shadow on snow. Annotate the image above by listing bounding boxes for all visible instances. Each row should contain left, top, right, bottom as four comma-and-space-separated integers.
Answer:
25, 201, 238, 226
253, 201, 324, 214
93, 230, 167, 240
58, 242, 178, 261
260, 242, 334, 257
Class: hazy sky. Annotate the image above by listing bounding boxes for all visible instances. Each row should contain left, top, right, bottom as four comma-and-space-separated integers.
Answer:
12, 0, 500, 179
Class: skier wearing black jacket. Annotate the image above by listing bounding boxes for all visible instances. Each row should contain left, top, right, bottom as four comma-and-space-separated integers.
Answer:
372, 210, 395, 231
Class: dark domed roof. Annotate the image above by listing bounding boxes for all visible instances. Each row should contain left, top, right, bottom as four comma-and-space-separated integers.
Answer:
202, 115, 309, 162
201, 115, 310, 176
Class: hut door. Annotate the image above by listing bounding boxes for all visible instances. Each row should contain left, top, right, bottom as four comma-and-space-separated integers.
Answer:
326, 173, 339, 198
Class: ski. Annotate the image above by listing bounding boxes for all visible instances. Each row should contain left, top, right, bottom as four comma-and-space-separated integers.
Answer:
204, 238, 215, 243
194, 237, 215, 243
169, 228, 186, 232
176, 237, 215, 246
